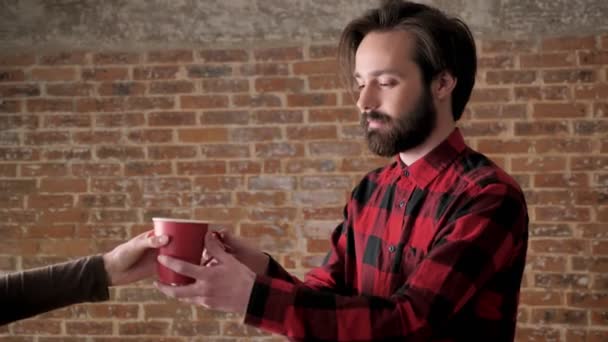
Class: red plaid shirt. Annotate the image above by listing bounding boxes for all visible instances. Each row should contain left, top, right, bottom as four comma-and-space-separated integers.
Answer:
245, 128, 529, 341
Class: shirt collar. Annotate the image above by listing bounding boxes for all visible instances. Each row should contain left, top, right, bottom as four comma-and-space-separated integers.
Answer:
396, 128, 466, 188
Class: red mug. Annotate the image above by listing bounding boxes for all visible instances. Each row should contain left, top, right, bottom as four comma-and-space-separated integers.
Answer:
153, 217, 208, 286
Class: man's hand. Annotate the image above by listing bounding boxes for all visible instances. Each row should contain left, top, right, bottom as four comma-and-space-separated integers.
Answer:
202, 231, 269, 275
102, 231, 168, 286
155, 231, 256, 314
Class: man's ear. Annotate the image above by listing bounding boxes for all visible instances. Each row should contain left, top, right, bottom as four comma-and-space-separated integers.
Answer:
432, 71, 457, 100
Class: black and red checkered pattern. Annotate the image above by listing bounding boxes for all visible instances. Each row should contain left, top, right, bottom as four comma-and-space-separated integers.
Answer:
245, 128, 529, 341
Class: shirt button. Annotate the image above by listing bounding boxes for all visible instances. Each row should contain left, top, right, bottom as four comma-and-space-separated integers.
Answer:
388, 245, 396, 253
399, 201, 405, 208
404, 170, 410, 177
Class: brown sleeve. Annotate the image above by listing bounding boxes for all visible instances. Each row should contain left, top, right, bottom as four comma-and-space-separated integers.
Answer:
0, 255, 110, 325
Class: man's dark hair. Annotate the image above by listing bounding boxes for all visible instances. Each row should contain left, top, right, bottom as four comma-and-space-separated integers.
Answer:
338, 0, 477, 121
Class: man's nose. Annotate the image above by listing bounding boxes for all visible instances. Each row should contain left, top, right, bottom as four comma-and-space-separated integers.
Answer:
356, 85, 379, 113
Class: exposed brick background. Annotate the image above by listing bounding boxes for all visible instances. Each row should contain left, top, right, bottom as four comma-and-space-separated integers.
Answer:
0, 34, 607, 341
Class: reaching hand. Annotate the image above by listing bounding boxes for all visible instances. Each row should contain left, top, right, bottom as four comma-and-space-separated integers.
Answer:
155, 231, 257, 314
102, 231, 169, 286
202, 231, 269, 275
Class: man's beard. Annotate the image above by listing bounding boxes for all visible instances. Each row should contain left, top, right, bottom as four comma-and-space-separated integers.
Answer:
360, 87, 436, 157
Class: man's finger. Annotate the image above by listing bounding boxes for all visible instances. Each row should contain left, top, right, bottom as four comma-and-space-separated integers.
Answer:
204, 232, 233, 263
154, 281, 202, 299
157, 255, 203, 278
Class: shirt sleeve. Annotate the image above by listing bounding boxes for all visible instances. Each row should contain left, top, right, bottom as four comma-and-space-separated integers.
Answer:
0, 255, 110, 325
244, 183, 528, 341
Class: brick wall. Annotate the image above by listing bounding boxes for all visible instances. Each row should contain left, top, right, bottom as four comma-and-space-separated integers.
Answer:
0, 35, 606, 341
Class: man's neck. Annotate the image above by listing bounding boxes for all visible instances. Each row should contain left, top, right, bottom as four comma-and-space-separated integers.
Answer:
398, 121, 455, 166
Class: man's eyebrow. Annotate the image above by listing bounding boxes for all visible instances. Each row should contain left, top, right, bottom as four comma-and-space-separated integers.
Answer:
353, 69, 404, 79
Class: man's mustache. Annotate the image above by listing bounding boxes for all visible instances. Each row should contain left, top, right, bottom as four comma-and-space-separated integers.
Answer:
363, 110, 391, 123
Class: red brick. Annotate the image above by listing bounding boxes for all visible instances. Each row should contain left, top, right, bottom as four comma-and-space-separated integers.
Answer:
535, 206, 591, 222
309, 45, 338, 59
520, 52, 576, 68
181, 95, 229, 109
533, 103, 587, 118
0, 84, 40, 97
486, 70, 536, 84
186, 65, 232, 78
229, 127, 281, 142
511, 156, 567, 172
309, 141, 361, 157
0, 99, 23, 113
171, 321, 221, 336
193, 176, 241, 192
459, 122, 508, 136
202, 78, 250, 92
0, 53, 36, 66
38, 209, 89, 225
91, 178, 139, 193
520, 290, 563, 306
66, 321, 113, 335
43, 114, 92, 128
10, 320, 62, 335
286, 126, 337, 140
176, 161, 226, 175
72, 131, 121, 144
579, 50, 608, 65
240, 222, 293, 238
26, 99, 73, 112
514, 121, 569, 136
255, 142, 305, 158
40, 178, 87, 193
228, 160, 261, 174
341, 157, 389, 172
574, 84, 608, 99
97, 82, 146, 96
21, 163, 69, 177
0, 164, 17, 177
233, 94, 283, 107
293, 60, 339, 75
542, 36, 597, 51
469, 88, 511, 102
195, 207, 246, 221
177, 128, 228, 143
149, 80, 195, 94
287, 93, 337, 107
133, 66, 179, 80
190, 193, 232, 207
199, 49, 249, 62
147, 49, 193, 63
309, 107, 358, 123
200, 110, 249, 125
237, 191, 285, 206
542, 69, 596, 83
572, 156, 608, 171
593, 240, 608, 255
286, 159, 337, 173
239, 63, 289, 76
526, 254, 568, 272
82, 67, 129, 81
481, 39, 537, 53
127, 129, 172, 143
254, 47, 303, 61
148, 111, 195, 126
24, 131, 69, 145
255, 77, 305, 92
568, 292, 608, 308
72, 163, 121, 176
534, 173, 588, 188
125, 96, 174, 110
40, 52, 86, 65
201, 144, 250, 158
252, 110, 303, 124
0, 147, 38, 161
118, 321, 170, 335
46, 83, 94, 96
30, 68, 76, 81
477, 55, 515, 69
147, 144, 197, 159
477, 139, 532, 154
77, 194, 126, 208
574, 120, 608, 135
530, 239, 590, 254
93, 52, 141, 64
87, 304, 139, 318
96, 113, 145, 127
43, 149, 84, 166
514, 86, 541, 101
125, 161, 172, 176
95, 146, 145, 160
145, 302, 193, 319
572, 257, 608, 273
